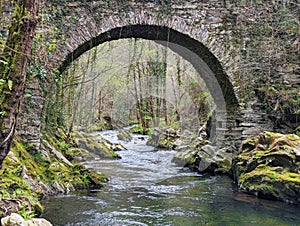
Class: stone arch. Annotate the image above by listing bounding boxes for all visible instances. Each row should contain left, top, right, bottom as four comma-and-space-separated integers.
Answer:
58, 25, 238, 108
53, 24, 241, 148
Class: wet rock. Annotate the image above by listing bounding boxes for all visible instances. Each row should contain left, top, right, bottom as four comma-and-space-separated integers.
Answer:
172, 139, 233, 174
146, 128, 181, 149
117, 130, 133, 142
29, 218, 53, 226
172, 137, 206, 167
73, 132, 125, 159
1, 213, 52, 226
172, 147, 199, 167
232, 131, 300, 204
196, 145, 233, 174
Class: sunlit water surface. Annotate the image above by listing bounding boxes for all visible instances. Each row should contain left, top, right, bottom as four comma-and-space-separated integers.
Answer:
41, 130, 300, 226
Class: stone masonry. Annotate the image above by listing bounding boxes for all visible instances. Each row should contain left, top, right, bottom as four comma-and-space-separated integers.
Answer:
1, 0, 298, 150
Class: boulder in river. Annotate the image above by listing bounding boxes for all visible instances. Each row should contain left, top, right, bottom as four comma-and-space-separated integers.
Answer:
72, 131, 124, 159
117, 129, 133, 142
172, 138, 233, 174
146, 128, 181, 149
232, 131, 300, 204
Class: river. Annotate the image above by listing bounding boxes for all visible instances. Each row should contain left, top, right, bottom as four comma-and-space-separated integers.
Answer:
41, 130, 300, 226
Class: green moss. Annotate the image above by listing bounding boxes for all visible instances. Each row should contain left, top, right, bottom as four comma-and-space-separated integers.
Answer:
129, 125, 149, 135
0, 131, 108, 219
86, 122, 105, 132
71, 164, 107, 189
0, 141, 42, 219
188, 156, 197, 165
72, 131, 121, 158
65, 147, 97, 158
240, 165, 300, 186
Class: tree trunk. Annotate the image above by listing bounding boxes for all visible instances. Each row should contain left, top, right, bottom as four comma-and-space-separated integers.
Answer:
0, 0, 39, 167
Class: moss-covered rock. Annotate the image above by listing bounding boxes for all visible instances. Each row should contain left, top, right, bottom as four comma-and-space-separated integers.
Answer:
86, 123, 105, 133
117, 130, 133, 142
232, 131, 300, 204
172, 138, 233, 175
146, 128, 181, 149
0, 132, 108, 220
129, 125, 151, 135
72, 131, 123, 159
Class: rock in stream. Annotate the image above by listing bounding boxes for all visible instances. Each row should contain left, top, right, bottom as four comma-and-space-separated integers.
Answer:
232, 131, 300, 204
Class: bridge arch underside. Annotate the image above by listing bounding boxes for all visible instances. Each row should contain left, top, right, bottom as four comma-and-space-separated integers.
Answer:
59, 25, 240, 147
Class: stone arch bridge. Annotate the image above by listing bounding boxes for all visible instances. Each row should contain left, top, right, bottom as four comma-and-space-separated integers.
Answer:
16, 0, 299, 150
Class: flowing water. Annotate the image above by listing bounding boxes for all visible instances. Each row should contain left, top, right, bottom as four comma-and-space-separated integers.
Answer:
41, 130, 300, 226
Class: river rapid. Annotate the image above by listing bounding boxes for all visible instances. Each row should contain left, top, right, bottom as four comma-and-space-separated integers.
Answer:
41, 130, 300, 226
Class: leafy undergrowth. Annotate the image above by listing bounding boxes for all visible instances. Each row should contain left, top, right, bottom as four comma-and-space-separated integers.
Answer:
0, 131, 108, 219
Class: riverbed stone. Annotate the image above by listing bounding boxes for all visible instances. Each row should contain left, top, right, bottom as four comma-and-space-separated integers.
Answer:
1, 213, 53, 226
28, 218, 53, 226
232, 131, 300, 204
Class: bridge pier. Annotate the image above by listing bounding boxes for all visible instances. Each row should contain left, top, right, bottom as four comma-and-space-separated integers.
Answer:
16, 78, 43, 149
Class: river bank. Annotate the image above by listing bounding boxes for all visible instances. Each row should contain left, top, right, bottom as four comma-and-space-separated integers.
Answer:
0, 128, 110, 221
1, 127, 300, 225
41, 129, 300, 225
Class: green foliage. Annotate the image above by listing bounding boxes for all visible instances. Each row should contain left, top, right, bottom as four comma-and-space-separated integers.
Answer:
170, 121, 180, 130
81, 172, 90, 186
72, 163, 107, 189
70, 16, 77, 24
27, 65, 47, 80
57, 140, 70, 152
128, 120, 139, 125
0, 142, 42, 219
294, 125, 300, 136
129, 125, 149, 135
19, 203, 35, 220
142, 115, 152, 121
111, 151, 119, 158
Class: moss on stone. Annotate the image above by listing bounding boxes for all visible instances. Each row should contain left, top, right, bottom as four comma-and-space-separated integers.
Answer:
233, 131, 300, 204
129, 125, 150, 135
0, 131, 109, 219
72, 131, 121, 159
0, 141, 43, 219
86, 122, 106, 132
